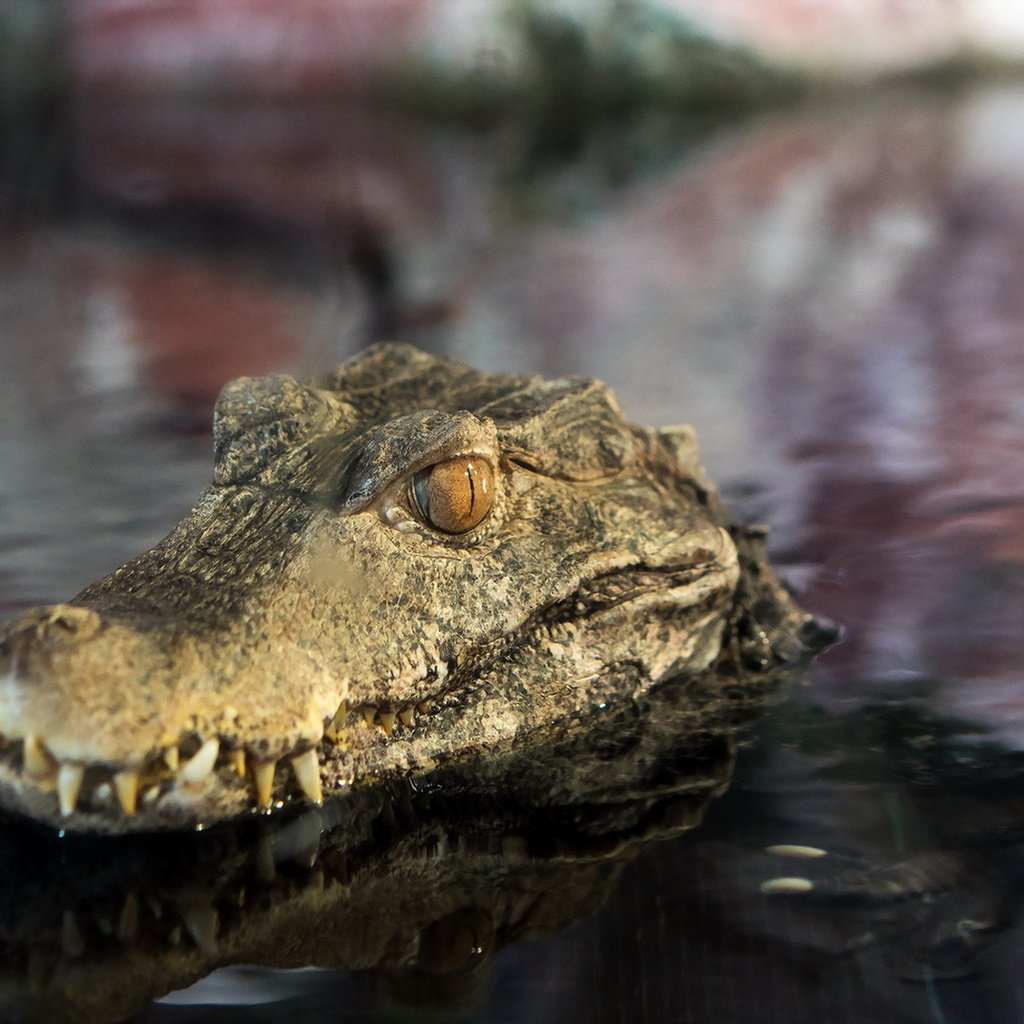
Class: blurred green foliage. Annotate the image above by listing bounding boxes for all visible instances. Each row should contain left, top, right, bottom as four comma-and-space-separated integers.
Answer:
385, 0, 802, 125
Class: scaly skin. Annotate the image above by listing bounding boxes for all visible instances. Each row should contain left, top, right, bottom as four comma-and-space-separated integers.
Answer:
0, 343, 813, 831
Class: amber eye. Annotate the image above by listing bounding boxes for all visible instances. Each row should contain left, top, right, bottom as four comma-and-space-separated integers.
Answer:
412, 457, 495, 534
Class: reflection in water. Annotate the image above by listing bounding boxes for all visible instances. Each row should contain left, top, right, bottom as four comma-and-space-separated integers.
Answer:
6, 680, 1023, 1024
0, 653, 806, 1023
2, 60, 1024, 1024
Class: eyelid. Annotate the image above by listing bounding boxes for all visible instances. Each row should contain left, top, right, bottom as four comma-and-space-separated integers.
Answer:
379, 450, 501, 541
336, 411, 497, 514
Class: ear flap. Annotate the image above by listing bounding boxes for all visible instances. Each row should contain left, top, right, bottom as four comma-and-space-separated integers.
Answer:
649, 424, 714, 492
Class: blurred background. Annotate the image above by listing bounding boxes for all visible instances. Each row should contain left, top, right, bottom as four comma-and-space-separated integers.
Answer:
2, 3, 1024, 1020
2, 0, 1023, 730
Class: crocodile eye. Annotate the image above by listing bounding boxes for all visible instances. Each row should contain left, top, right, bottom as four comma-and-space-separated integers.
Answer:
412, 457, 494, 534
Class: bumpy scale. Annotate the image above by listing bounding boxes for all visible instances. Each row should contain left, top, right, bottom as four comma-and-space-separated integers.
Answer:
0, 344, 814, 831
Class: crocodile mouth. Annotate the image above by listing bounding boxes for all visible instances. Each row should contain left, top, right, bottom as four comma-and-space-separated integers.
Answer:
0, 697, 438, 828
0, 556, 735, 831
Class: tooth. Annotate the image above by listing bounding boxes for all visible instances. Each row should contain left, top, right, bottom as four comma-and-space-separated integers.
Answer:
180, 738, 219, 784
229, 749, 246, 776
163, 746, 180, 771
118, 893, 140, 942
113, 769, 140, 816
291, 840, 319, 871
256, 835, 276, 880
23, 735, 52, 777
250, 758, 276, 809
181, 902, 219, 954
57, 763, 85, 816
291, 749, 322, 805
325, 700, 348, 742
398, 708, 414, 729
61, 910, 85, 959
378, 711, 396, 736
360, 706, 375, 728
416, 699, 433, 715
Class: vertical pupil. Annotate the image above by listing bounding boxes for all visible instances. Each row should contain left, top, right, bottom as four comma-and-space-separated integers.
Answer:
464, 462, 476, 514
412, 457, 494, 534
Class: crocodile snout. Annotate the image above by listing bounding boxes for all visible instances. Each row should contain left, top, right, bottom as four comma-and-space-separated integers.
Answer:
0, 602, 205, 820
0, 599, 332, 827
0, 604, 104, 662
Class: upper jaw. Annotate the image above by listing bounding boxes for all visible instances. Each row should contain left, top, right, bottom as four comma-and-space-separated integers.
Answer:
0, 603, 338, 829
0, 490, 740, 833
0, 545, 736, 832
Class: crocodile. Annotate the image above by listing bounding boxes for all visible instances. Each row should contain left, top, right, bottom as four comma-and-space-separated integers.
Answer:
0, 343, 817, 832
0, 655, 761, 1022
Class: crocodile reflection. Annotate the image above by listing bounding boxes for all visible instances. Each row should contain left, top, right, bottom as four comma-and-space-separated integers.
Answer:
0, 651, 822, 1024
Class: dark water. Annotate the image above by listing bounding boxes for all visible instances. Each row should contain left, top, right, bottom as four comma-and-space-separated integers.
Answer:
2, 80, 1024, 1023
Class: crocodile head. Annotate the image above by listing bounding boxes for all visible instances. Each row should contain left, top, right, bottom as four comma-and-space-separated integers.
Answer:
0, 343, 817, 831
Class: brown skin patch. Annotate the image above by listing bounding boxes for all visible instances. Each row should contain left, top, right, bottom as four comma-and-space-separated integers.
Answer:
0, 344, 815, 832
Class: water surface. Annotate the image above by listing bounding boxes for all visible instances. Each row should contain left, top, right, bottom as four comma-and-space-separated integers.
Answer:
1, 82, 1023, 1023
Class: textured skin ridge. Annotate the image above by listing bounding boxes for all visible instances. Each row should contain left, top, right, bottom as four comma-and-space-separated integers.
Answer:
0, 343, 815, 831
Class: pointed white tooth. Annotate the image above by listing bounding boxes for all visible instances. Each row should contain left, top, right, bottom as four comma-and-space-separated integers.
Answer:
378, 711, 396, 736
179, 739, 219, 784
250, 757, 276, 809
113, 770, 140, 816
290, 748, 322, 805
229, 749, 246, 776
398, 708, 414, 729
163, 746, 180, 771
23, 735, 52, 777
325, 700, 348, 742
57, 763, 85, 816
360, 706, 376, 728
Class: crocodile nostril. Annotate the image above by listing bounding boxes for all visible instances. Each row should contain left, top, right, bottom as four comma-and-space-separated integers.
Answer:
44, 606, 103, 638
1, 605, 104, 656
